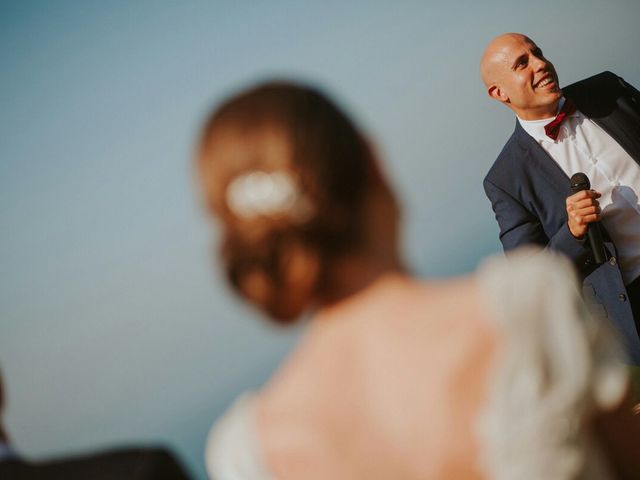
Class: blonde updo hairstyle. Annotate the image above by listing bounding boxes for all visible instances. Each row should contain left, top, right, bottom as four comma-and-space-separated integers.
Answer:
198, 82, 394, 323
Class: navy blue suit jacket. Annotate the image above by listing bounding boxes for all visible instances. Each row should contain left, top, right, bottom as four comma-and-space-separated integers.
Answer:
484, 71, 640, 364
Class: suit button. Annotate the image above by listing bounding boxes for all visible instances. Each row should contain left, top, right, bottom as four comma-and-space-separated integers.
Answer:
619, 293, 627, 302
609, 257, 617, 266
585, 257, 592, 265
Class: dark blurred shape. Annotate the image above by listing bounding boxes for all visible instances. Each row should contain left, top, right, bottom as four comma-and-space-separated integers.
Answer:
0, 446, 191, 480
0, 370, 191, 479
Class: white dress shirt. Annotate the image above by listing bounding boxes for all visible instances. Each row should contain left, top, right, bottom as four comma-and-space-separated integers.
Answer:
518, 98, 640, 285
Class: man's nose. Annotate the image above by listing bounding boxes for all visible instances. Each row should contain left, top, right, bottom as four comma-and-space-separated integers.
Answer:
531, 55, 547, 71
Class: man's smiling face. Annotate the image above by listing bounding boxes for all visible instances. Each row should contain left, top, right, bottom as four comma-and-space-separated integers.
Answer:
481, 34, 562, 120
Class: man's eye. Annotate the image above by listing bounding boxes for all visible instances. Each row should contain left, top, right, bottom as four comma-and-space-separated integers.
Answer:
517, 60, 527, 68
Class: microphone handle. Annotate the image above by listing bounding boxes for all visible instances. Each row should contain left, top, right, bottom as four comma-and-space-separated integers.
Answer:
587, 223, 607, 265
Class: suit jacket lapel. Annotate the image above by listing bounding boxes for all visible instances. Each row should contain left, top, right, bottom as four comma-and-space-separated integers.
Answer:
513, 121, 571, 197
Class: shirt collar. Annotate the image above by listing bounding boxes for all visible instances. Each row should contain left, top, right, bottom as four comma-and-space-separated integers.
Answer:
517, 97, 578, 143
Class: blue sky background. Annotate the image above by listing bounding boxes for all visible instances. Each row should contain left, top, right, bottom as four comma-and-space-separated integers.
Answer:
1, 0, 639, 477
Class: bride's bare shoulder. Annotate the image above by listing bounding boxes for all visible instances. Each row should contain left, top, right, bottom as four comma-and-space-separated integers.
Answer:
315, 273, 501, 377
403, 274, 496, 336
409, 275, 500, 358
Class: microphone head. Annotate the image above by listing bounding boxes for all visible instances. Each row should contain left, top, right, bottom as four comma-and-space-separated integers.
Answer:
570, 172, 590, 193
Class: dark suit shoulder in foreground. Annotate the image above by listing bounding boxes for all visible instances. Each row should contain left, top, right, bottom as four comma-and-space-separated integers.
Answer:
0, 446, 191, 480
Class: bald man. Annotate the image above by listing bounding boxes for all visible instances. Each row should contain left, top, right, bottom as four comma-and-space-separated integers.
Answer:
481, 33, 640, 364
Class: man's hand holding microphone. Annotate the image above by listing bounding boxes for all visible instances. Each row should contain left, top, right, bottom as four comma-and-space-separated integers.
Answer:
568, 172, 607, 264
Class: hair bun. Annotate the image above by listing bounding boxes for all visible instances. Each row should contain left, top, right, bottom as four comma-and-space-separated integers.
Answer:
223, 230, 320, 323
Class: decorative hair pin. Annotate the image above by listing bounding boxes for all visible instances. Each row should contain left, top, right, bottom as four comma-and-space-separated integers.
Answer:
225, 170, 314, 221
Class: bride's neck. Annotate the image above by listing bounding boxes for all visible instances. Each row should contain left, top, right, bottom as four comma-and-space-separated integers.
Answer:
317, 251, 407, 310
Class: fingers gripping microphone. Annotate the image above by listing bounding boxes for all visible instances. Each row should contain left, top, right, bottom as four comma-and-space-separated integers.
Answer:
570, 172, 607, 265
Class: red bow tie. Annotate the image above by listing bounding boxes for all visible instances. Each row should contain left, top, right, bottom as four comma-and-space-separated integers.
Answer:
544, 99, 576, 141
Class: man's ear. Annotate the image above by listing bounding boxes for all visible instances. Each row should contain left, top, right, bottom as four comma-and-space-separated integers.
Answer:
488, 84, 508, 103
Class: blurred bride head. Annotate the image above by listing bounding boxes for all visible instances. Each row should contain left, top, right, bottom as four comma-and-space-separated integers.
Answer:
197, 82, 401, 323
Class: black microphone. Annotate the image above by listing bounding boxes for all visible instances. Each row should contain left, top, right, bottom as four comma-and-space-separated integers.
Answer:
569, 172, 606, 265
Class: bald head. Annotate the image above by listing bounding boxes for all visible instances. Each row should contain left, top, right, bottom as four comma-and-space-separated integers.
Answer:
479, 33, 562, 120
480, 33, 530, 87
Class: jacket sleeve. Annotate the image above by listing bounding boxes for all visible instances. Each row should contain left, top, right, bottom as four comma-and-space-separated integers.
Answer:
483, 177, 591, 268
